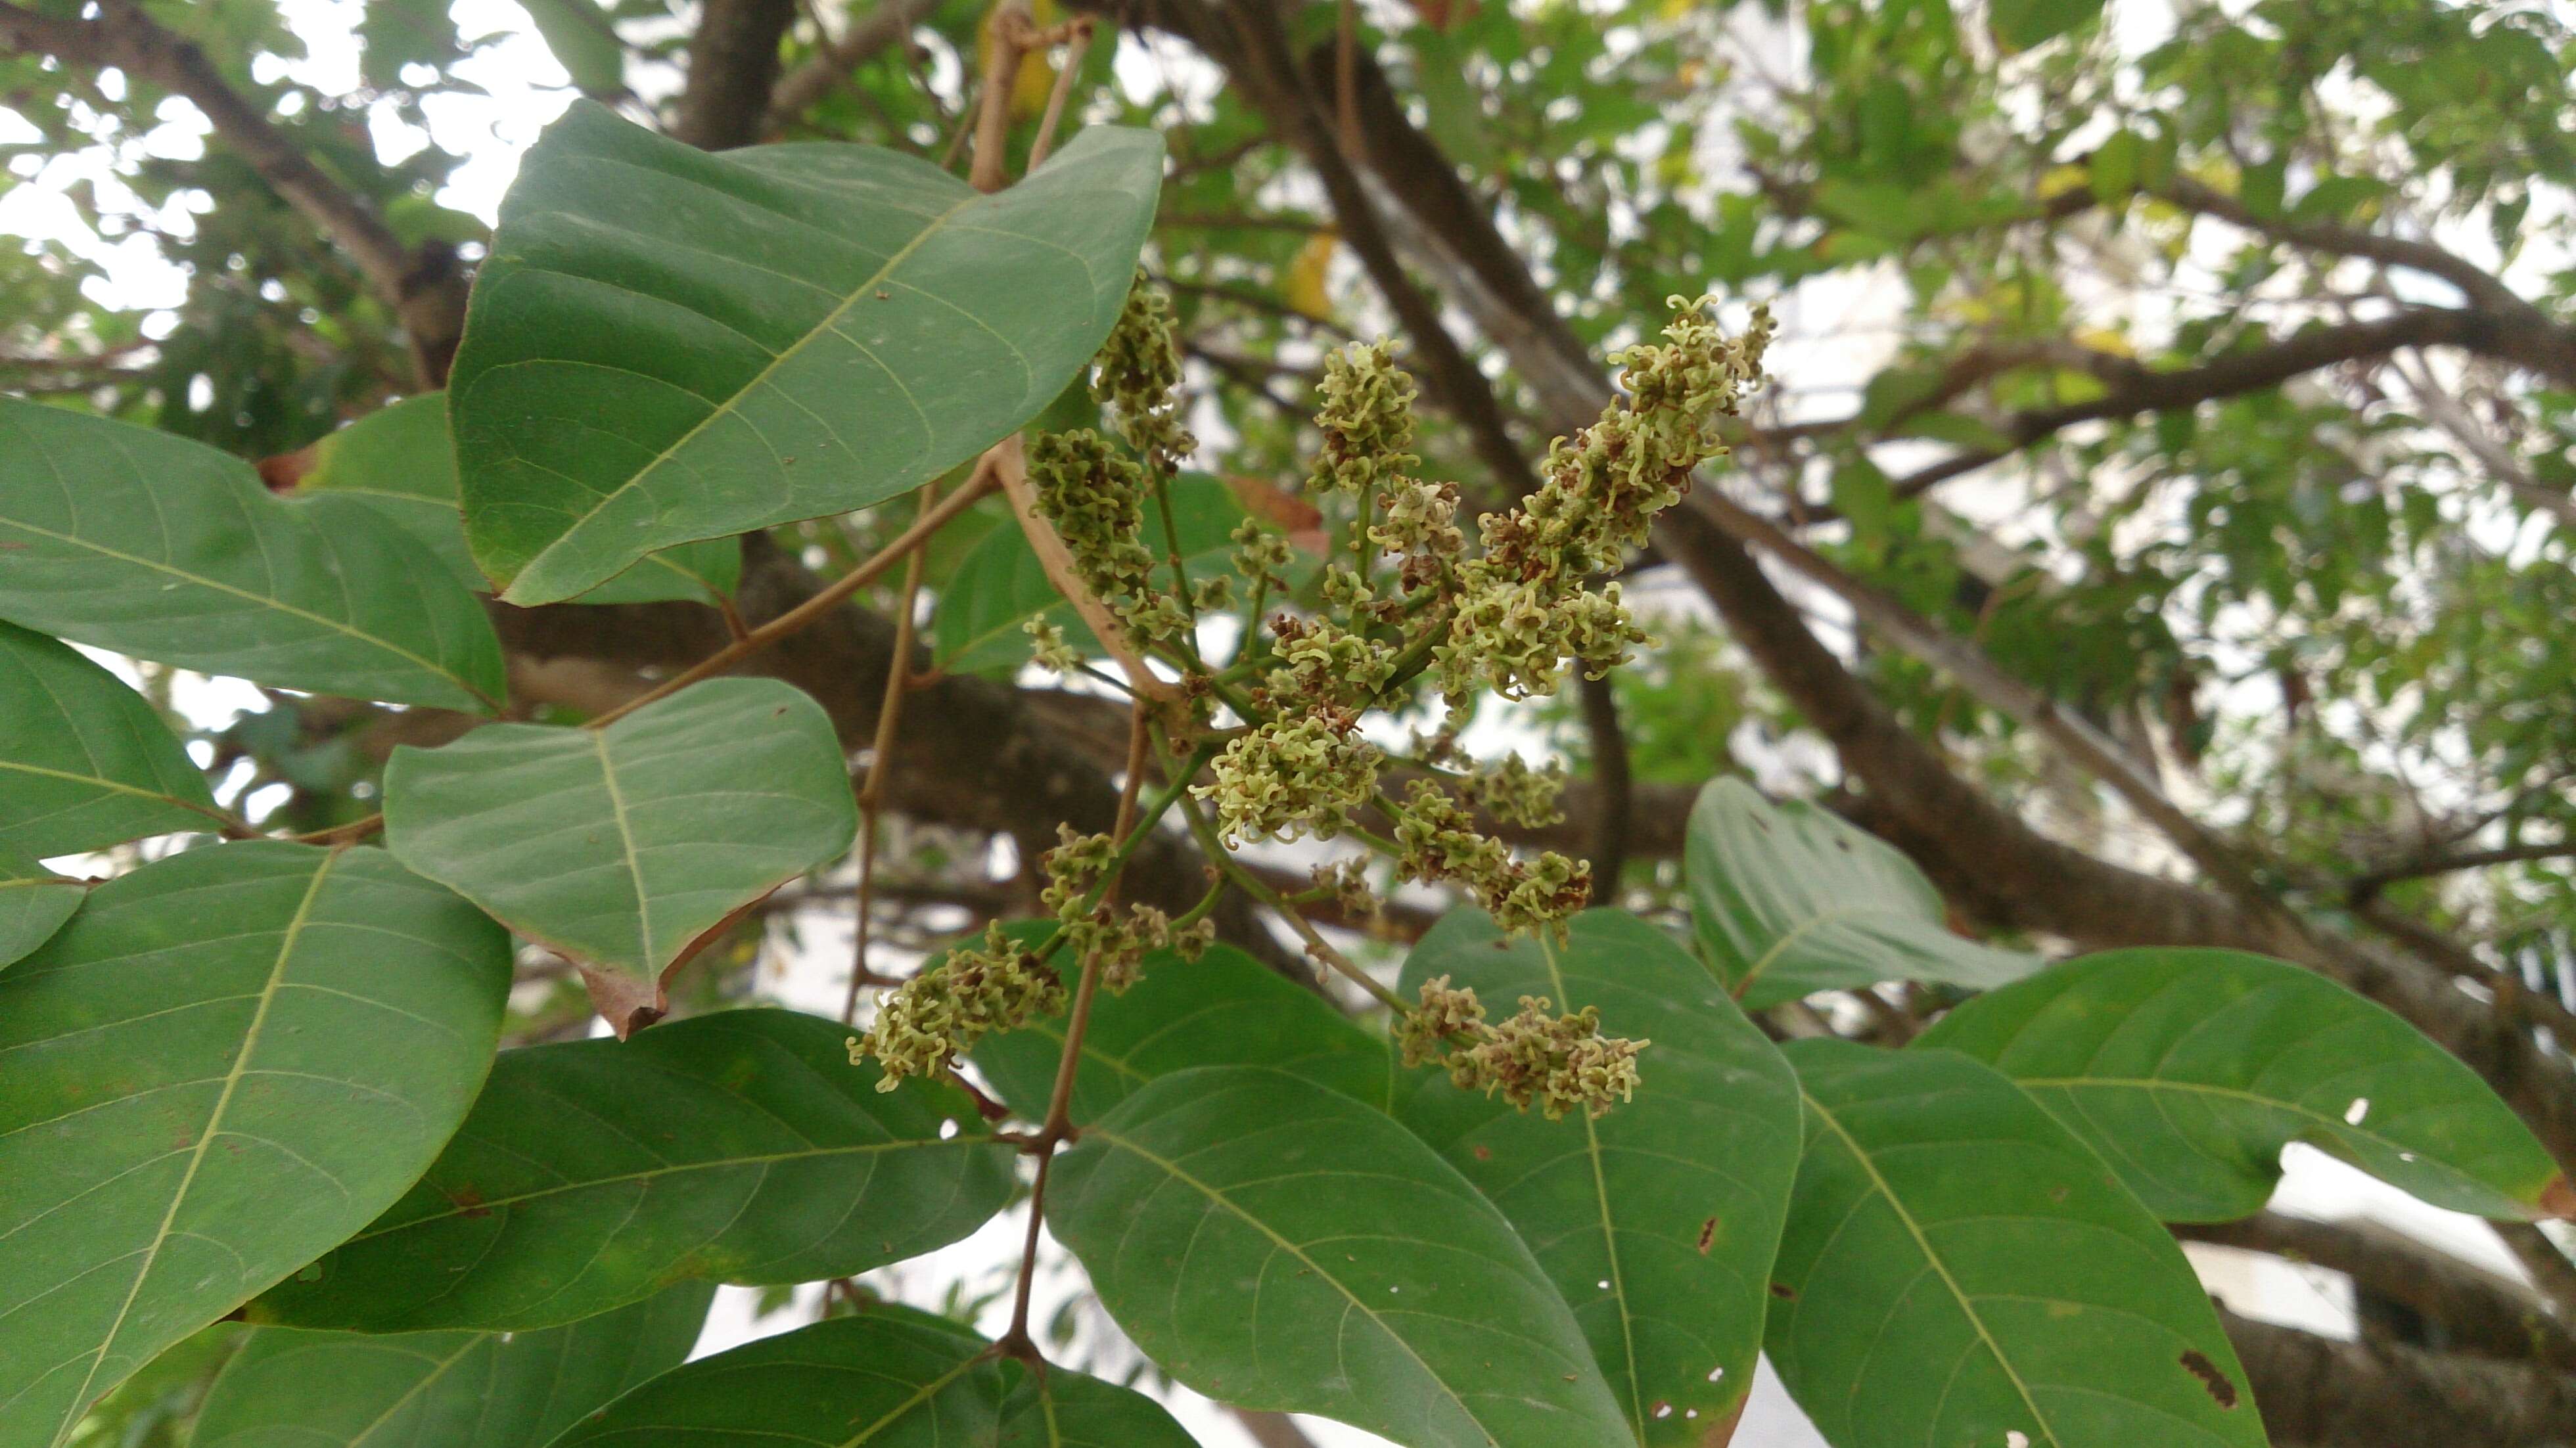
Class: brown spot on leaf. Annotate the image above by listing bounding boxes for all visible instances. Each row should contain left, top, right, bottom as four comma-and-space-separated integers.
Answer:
1768, 1282, 1795, 1300
1472, 1144, 1493, 1161
2179, 1349, 2238, 1407
448, 1185, 491, 1219
1697, 1216, 1718, 1253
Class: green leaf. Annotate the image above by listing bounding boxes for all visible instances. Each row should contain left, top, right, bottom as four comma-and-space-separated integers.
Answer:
516, 0, 624, 93
1916, 947, 2569, 1221
1770, 1041, 2266, 1448
547, 1307, 1200, 1448
0, 620, 227, 855
298, 394, 740, 605
967, 928, 1391, 1120
0, 846, 82, 970
1048, 1066, 1633, 1448
191, 1282, 712, 1448
382, 677, 858, 1032
936, 473, 1249, 673
0, 400, 507, 713
1686, 779, 2038, 1008
250, 1008, 1014, 1332
1393, 909, 1801, 1441
451, 102, 1163, 604
0, 843, 511, 1448
1989, 0, 2104, 50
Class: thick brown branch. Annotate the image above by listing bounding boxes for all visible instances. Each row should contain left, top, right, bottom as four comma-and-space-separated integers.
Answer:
674, 0, 799, 149
2182, 1213, 2576, 1368
2221, 1301, 2576, 1445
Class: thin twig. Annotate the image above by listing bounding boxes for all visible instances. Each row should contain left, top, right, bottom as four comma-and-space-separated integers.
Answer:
1024, 17, 1093, 171
583, 460, 1000, 730
843, 480, 942, 1027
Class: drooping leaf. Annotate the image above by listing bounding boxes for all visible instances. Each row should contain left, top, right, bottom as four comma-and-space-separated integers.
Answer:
0, 400, 506, 713
1686, 778, 2038, 1008
0, 846, 82, 971
1048, 1066, 1633, 1448
1394, 909, 1801, 1441
191, 1281, 712, 1448
0, 620, 227, 856
251, 1008, 1013, 1333
1770, 1041, 2268, 1448
382, 677, 857, 1033
295, 393, 741, 604
935, 473, 1251, 674
967, 927, 1391, 1120
548, 1307, 1200, 1448
1916, 947, 2570, 1221
516, 0, 624, 93
0, 843, 511, 1448
450, 102, 1163, 604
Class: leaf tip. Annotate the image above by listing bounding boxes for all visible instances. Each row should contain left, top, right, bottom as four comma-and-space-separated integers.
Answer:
2537, 1173, 2576, 1220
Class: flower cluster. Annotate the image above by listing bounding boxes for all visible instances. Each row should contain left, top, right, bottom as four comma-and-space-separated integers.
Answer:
1028, 430, 1191, 648
1398, 976, 1647, 1120
1457, 754, 1566, 830
1038, 825, 1211, 991
1434, 297, 1774, 703
1091, 273, 1195, 472
1199, 714, 1381, 846
857, 922, 1065, 1090
1391, 780, 1590, 937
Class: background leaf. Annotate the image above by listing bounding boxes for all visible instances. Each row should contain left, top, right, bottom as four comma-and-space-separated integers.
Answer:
935, 474, 1251, 673
296, 394, 741, 605
1916, 947, 2569, 1220
0, 620, 227, 856
1770, 1041, 2268, 1448
1686, 779, 2038, 1007
0, 843, 511, 1448
0, 400, 506, 713
0, 846, 83, 971
967, 928, 1391, 1120
1394, 909, 1801, 1441
1048, 1065, 1634, 1448
382, 677, 858, 1033
548, 1307, 1200, 1448
251, 1008, 1014, 1332
192, 1281, 712, 1448
450, 103, 1163, 603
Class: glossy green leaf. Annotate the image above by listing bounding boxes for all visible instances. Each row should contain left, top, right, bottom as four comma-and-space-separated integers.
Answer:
252, 1008, 1013, 1333
1049, 1066, 1632, 1448
0, 620, 227, 856
1393, 909, 1801, 1441
0, 842, 512, 1448
549, 1307, 1200, 1448
0, 846, 83, 970
967, 928, 1391, 1120
296, 393, 741, 605
1770, 1041, 2267, 1448
1916, 947, 2569, 1221
382, 677, 858, 1032
0, 400, 507, 713
1686, 778, 2038, 1008
192, 1282, 712, 1448
450, 101, 1163, 604
936, 474, 1249, 673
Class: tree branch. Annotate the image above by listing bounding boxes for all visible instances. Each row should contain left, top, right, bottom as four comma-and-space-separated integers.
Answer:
674, 0, 800, 149
2220, 1301, 2576, 1445
764, 0, 939, 136
2182, 1213, 2576, 1368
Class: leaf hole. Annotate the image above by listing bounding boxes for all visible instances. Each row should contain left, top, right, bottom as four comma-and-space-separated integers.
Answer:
2345, 1097, 2369, 1125
1652, 1403, 1673, 1420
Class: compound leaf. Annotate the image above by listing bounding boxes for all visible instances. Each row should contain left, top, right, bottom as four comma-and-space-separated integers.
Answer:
0, 399, 505, 713
1394, 909, 1801, 1442
549, 1307, 1198, 1448
192, 1282, 712, 1448
0, 843, 511, 1448
967, 929, 1391, 1121
1686, 779, 2038, 1008
1048, 1066, 1632, 1448
0, 620, 227, 857
382, 677, 857, 1034
1770, 1041, 2267, 1448
250, 1008, 1014, 1333
451, 102, 1162, 604
1916, 947, 2569, 1221
295, 392, 740, 604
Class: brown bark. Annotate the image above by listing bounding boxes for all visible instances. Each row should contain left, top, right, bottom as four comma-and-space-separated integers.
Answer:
2222, 1303, 2576, 1445
672, 0, 800, 150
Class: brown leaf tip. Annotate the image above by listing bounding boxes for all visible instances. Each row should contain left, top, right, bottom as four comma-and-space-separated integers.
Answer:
2178, 1349, 2238, 1408
2537, 1173, 2576, 1220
